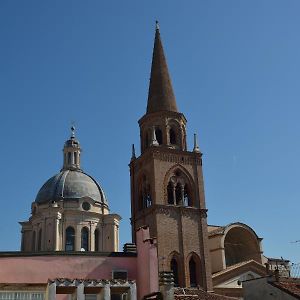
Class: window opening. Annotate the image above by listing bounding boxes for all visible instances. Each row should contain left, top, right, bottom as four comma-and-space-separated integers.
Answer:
170, 128, 176, 145
175, 184, 183, 205
184, 186, 191, 206
37, 229, 42, 251
81, 227, 89, 251
68, 152, 72, 165
171, 258, 179, 287
139, 176, 152, 210
167, 182, 174, 204
189, 257, 197, 287
155, 128, 163, 145
74, 152, 77, 164
94, 229, 99, 251
65, 226, 75, 251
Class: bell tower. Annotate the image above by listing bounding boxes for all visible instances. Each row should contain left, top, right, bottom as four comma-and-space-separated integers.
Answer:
129, 23, 213, 290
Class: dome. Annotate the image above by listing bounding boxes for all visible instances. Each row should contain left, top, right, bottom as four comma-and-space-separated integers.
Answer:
35, 170, 108, 205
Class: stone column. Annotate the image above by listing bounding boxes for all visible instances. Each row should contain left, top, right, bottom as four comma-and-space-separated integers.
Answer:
47, 282, 56, 300
129, 282, 137, 300
76, 282, 85, 300
103, 285, 110, 300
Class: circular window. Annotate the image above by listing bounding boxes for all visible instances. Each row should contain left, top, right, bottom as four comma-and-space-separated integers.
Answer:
82, 202, 91, 211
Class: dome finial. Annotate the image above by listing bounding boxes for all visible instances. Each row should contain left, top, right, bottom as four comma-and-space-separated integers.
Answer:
71, 123, 76, 138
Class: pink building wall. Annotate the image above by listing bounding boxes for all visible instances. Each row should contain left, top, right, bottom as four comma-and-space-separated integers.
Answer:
136, 227, 159, 299
0, 254, 137, 283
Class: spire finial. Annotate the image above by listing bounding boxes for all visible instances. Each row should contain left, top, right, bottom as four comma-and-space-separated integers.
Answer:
193, 133, 201, 153
155, 20, 159, 31
146, 21, 178, 114
131, 144, 136, 161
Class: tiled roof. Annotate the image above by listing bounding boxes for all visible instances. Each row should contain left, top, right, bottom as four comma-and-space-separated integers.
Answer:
270, 279, 300, 299
212, 260, 254, 278
174, 288, 238, 300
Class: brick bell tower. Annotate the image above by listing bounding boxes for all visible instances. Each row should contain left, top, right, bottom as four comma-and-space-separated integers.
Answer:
129, 23, 213, 290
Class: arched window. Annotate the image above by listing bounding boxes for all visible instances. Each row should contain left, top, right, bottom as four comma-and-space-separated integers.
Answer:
65, 226, 75, 251
74, 152, 78, 164
37, 229, 42, 251
171, 258, 179, 287
81, 227, 89, 251
167, 182, 174, 204
189, 257, 197, 287
68, 152, 72, 164
169, 128, 176, 145
94, 229, 99, 252
155, 128, 163, 145
139, 175, 152, 210
32, 231, 36, 251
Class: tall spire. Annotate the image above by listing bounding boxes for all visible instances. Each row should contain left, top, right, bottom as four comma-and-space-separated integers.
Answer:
146, 21, 178, 114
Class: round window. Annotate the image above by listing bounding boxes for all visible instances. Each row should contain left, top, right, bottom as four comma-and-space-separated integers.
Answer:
82, 202, 91, 211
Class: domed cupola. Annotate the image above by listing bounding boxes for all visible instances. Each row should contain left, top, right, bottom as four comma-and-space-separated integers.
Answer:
34, 127, 108, 208
20, 127, 121, 253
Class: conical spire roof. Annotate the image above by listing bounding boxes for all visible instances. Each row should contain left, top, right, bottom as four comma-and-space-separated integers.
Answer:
146, 22, 178, 114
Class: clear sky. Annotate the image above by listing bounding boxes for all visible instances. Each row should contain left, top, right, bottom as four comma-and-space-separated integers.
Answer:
0, 1, 299, 263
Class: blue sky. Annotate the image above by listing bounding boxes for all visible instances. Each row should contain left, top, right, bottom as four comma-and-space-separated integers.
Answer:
0, 1, 299, 263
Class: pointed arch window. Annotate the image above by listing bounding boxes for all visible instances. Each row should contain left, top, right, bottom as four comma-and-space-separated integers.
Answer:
189, 257, 197, 287
65, 226, 75, 251
81, 227, 89, 251
166, 170, 194, 207
37, 229, 42, 251
139, 175, 152, 210
171, 258, 179, 287
94, 229, 99, 252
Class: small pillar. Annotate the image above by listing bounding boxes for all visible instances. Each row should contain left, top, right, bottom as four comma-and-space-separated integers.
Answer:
47, 282, 56, 300
129, 282, 137, 300
76, 282, 85, 300
159, 272, 174, 300
103, 284, 111, 300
